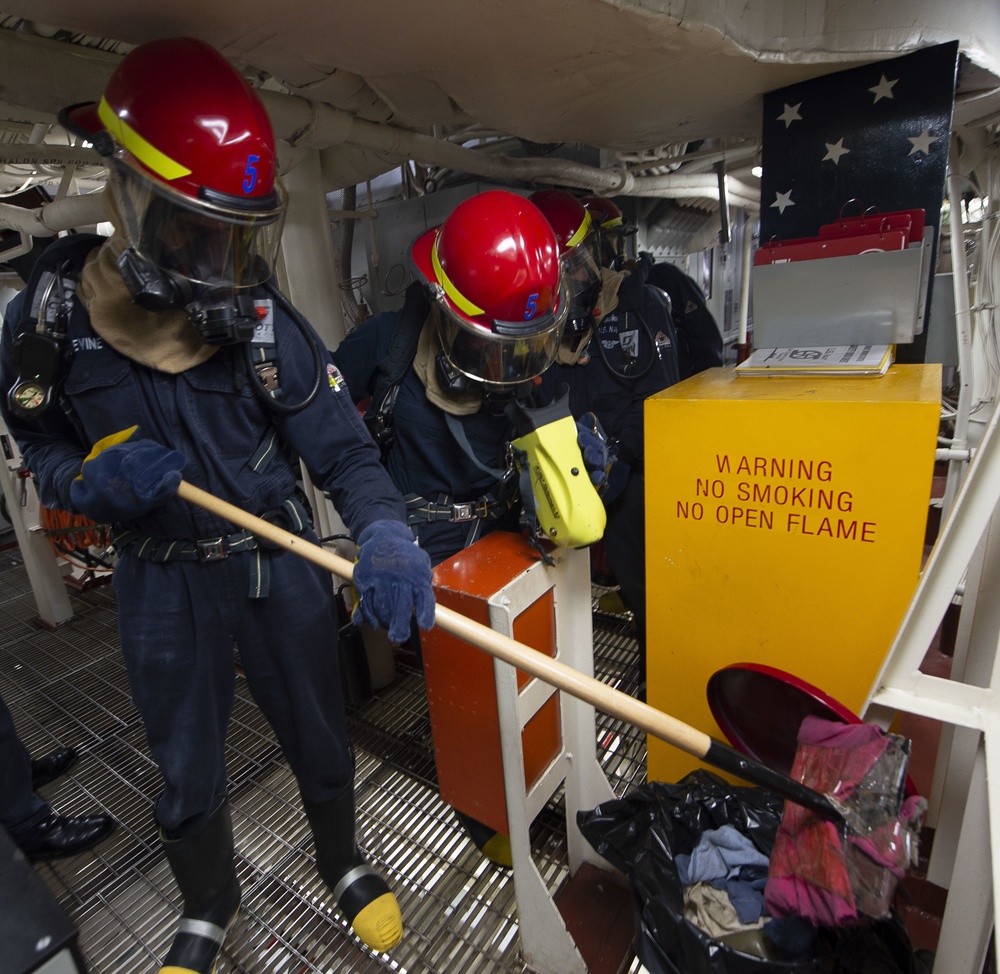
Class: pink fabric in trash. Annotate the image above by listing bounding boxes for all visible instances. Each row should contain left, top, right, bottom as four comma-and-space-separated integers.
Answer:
763, 717, 890, 927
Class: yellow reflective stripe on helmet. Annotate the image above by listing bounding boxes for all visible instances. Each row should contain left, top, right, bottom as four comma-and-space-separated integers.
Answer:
431, 235, 485, 318
98, 96, 192, 181
601, 214, 623, 229
566, 210, 592, 248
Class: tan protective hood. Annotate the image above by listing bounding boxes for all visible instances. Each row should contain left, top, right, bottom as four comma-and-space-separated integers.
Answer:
555, 267, 626, 365
412, 312, 482, 416
77, 190, 218, 374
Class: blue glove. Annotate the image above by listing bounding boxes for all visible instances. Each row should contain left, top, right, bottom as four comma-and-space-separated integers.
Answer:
353, 520, 436, 642
69, 426, 185, 523
576, 412, 609, 488
602, 459, 631, 506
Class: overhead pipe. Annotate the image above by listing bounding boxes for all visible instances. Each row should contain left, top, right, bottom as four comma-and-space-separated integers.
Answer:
0, 191, 104, 236
623, 140, 760, 174
628, 173, 760, 211
0, 30, 760, 235
259, 89, 639, 196
264, 90, 761, 206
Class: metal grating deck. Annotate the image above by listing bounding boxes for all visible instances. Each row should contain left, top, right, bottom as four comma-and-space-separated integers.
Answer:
1, 544, 647, 974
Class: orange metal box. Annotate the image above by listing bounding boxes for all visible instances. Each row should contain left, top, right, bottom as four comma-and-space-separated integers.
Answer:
421, 530, 561, 836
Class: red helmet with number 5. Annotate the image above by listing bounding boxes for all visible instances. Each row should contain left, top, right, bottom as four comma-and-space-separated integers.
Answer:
60, 36, 285, 289
411, 190, 569, 387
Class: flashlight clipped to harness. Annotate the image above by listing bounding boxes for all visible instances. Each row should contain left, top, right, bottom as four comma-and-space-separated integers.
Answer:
505, 386, 606, 549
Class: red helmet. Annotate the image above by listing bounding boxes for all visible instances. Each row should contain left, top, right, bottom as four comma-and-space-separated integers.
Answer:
581, 195, 637, 268
61, 37, 285, 289
411, 190, 569, 387
529, 189, 602, 346
580, 195, 625, 229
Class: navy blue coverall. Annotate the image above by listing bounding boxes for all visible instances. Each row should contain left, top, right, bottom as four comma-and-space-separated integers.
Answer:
332, 295, 520, 568
0, 255, 407, 837
539, 262, 681, 677
640, 253, 723, 379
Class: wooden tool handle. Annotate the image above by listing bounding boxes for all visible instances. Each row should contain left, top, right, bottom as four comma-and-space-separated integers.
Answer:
177, 481, 709, 753
176, 480, 841, 822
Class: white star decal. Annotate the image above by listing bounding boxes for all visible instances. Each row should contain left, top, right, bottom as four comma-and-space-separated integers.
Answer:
823, 138, 850, 164
777, 103, 802, 128
771, 191, 795, 214
907, 129, 940, 156
869, 75, 898, 103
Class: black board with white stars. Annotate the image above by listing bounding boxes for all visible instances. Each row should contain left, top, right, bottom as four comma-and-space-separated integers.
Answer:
758, 41, 959, 361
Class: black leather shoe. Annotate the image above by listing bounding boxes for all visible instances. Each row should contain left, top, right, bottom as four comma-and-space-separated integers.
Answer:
30, 746, 79, 789
18, 812, 117, 862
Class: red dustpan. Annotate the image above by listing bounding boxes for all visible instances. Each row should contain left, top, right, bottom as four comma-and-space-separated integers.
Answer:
705, 661, 916, 796
707, 662, 861, 775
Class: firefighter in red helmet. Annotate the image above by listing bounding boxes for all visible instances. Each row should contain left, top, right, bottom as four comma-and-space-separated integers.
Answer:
334, 188, 611, 863
534, 189, 682, 698
583, 196, 723, 378
2, 37, 436, 971
409, 188, 570, 395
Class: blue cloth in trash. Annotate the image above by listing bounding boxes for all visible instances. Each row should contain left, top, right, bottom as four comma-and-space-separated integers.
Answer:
676, 824, 771, 923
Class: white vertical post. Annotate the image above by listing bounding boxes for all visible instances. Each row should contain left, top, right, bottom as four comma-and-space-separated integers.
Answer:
0, 426, 74, 627
487, 545, 618, 974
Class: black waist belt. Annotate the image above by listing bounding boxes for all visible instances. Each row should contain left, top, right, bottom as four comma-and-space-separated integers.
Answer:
112, 496, 310, 599
113, 529, 259, 563
404, 490, 515, 524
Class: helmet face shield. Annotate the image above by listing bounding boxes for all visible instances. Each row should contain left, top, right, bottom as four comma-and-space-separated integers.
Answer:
411, 190, 571, 387
562, 228, 602, 333
431, 280, 569, 387
115, 160, 285, 289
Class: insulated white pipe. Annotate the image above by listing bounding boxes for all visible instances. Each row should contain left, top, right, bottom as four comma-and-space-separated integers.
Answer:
0, 30, 762, 234
259, 90, 640, 195
0, 192, 104, 236
630, 173, 760, 211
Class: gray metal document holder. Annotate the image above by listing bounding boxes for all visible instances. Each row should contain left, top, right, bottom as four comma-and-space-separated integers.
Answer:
752, 229, 932, 348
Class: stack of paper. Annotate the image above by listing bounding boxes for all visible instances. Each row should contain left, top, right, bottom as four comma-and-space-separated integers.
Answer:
736, 344, 894, 377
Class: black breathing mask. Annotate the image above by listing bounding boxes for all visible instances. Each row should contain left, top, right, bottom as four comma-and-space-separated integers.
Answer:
117, 247, 259, 345
435, 352, 471, 395
434, 352, 532, 415
482, 383, 533, 416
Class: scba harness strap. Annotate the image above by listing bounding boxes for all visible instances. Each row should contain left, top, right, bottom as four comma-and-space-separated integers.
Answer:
112, 495, 310, 599
404, 482, 517, 524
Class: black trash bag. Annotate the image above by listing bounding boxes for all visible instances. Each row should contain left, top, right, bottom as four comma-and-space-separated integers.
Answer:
576, 770, 920, 974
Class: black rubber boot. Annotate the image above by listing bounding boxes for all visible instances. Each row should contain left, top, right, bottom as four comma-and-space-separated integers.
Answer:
301, 789, 402, 952
453, 809, 512, 867
159, 799, 241, 974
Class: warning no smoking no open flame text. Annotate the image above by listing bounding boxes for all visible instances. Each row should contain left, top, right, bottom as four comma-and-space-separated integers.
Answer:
673, 454, 877, 544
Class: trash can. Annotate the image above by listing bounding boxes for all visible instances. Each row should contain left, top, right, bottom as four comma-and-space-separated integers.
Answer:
577, 770, 923, 974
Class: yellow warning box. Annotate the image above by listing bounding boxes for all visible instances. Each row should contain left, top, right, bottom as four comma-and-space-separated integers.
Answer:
644, 364, 941, 784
